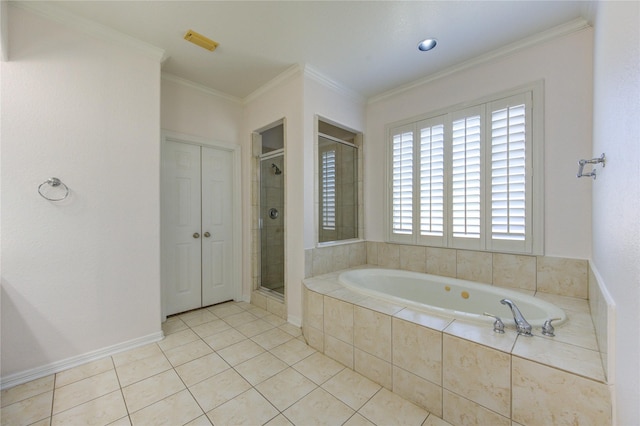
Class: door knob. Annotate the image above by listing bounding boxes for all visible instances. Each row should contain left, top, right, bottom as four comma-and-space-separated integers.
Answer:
193, 233, 200, 238
204, 232, 211, 238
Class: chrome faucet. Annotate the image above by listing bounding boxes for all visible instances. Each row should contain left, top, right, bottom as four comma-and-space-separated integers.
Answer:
500, 299, 533, 336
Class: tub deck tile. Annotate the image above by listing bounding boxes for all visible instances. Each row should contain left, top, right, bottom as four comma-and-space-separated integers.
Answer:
393, 308, 452, 332
512, 335, 605, 382
354, 297, 405, 316
443, 319, 518, 354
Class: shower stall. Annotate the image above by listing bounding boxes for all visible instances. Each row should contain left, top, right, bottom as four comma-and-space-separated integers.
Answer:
254, 122, 285, 298
259, 154, 285, 295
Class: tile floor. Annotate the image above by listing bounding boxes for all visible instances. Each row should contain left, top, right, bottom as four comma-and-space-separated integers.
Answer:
1, 301, 451, 426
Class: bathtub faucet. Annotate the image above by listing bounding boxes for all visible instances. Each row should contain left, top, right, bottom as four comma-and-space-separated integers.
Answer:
500, 299, 533, 336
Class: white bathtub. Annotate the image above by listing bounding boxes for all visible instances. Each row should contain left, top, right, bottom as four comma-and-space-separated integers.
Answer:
338, 268, 566, 327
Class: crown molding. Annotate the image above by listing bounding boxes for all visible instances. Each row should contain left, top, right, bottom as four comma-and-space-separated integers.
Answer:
369, 17, 591, 105
162, 73, 243, 105
243, 63, 303, 105
302, 64, 366, 105
243, 63, 366, 106
11, 1, 166, 62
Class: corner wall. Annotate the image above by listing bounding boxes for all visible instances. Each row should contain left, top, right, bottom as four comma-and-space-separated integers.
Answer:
591, 1, 640, 423
1, 6, 162, 381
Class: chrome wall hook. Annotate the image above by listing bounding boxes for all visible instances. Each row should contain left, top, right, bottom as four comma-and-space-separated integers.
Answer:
38, 177, 70, 201
577, 153, 606, 179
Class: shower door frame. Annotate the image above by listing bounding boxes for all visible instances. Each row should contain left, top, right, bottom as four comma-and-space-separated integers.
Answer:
257, 149, 285, 299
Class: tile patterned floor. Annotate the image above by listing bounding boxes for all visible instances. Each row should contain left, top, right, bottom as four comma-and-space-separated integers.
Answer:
1, 301, 452, 426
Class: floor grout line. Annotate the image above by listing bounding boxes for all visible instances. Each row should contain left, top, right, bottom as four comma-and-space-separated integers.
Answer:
3, 301, 437, 426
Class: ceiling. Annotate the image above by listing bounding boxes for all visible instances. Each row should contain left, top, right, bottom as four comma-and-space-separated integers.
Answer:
47, 1, 595, 101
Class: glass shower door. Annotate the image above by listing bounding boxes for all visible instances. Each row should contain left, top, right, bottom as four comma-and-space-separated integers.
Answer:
260, 154, 284, 296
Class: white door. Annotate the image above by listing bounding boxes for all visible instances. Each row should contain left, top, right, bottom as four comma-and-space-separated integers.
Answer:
162, 141, 235, 316
201, 146, 235, 305
162, 141, 202, 315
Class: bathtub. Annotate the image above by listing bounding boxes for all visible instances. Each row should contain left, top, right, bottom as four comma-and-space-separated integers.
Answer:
338, 268, 566, 327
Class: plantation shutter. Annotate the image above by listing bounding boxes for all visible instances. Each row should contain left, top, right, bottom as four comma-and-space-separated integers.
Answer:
489, 93, 532, 252
418, 118, 446, 245
391, 126, 414, 237
321, 149, 336, 230
451, 108, 483, 246
386, 85, 541, 254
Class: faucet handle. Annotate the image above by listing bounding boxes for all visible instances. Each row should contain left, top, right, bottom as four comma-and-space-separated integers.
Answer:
542, 318, 561, 337
483, 312, 505, 334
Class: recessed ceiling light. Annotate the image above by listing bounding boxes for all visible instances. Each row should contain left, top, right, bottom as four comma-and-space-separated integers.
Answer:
418, 38, 437, 52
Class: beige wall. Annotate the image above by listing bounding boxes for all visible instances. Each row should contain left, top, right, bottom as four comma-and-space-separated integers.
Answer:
365, 28, 594, 259
591, 1, 640, 423
1, 6, 162, 380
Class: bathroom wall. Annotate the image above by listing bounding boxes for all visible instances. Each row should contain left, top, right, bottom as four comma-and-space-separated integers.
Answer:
303, 70, 366, 249
365, 26, 594, 259
242, 68, 305, 322
161, 76, 243, 143
591, 1, 640, 423
1, 5, 163, 381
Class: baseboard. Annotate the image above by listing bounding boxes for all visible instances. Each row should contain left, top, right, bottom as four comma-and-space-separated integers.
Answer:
287, 314, 302, 328
0, 331, 164, 390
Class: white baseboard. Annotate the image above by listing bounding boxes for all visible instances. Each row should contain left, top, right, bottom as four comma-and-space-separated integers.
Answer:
0, 331, 164, 390
287, 314, 302, 328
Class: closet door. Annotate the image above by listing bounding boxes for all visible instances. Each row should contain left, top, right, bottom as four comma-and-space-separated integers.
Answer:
162, 141, 203, 316
201, 147, 235, 305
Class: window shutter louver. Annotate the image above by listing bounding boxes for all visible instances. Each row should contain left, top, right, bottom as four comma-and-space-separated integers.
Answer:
491, 104, 527, 241
321, 150, 336, 230
451, 115, 482, 239
420, 124, 445, 237
392, 130, 414, 235
386, 85, 541, 254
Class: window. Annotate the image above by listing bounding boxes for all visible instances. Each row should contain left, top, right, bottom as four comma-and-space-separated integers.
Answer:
321, 149, 336, 231
318, 119, 360, 244
387, 85, 542, 254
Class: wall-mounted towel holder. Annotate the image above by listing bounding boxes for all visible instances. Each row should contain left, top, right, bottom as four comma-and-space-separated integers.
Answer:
577, 153, 606, 180
38, 177, 70, 201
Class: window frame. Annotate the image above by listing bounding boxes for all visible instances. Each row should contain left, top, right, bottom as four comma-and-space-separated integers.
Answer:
385, 82, 544, 255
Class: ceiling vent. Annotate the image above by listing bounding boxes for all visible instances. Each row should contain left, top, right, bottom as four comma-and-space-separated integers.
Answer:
184, 29, 219, 52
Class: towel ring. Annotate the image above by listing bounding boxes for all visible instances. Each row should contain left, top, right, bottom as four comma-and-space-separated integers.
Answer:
38, 177, 69, 201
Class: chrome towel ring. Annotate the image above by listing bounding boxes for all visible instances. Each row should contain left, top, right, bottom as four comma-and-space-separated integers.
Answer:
38, 177, 69, 201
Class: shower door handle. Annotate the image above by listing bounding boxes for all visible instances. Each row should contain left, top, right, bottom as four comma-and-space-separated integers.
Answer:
204, 232, 211, 238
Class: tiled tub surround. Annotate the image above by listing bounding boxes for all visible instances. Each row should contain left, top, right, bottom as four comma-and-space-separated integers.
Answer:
308, 241, 589, 299
302, 269, 612, 425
